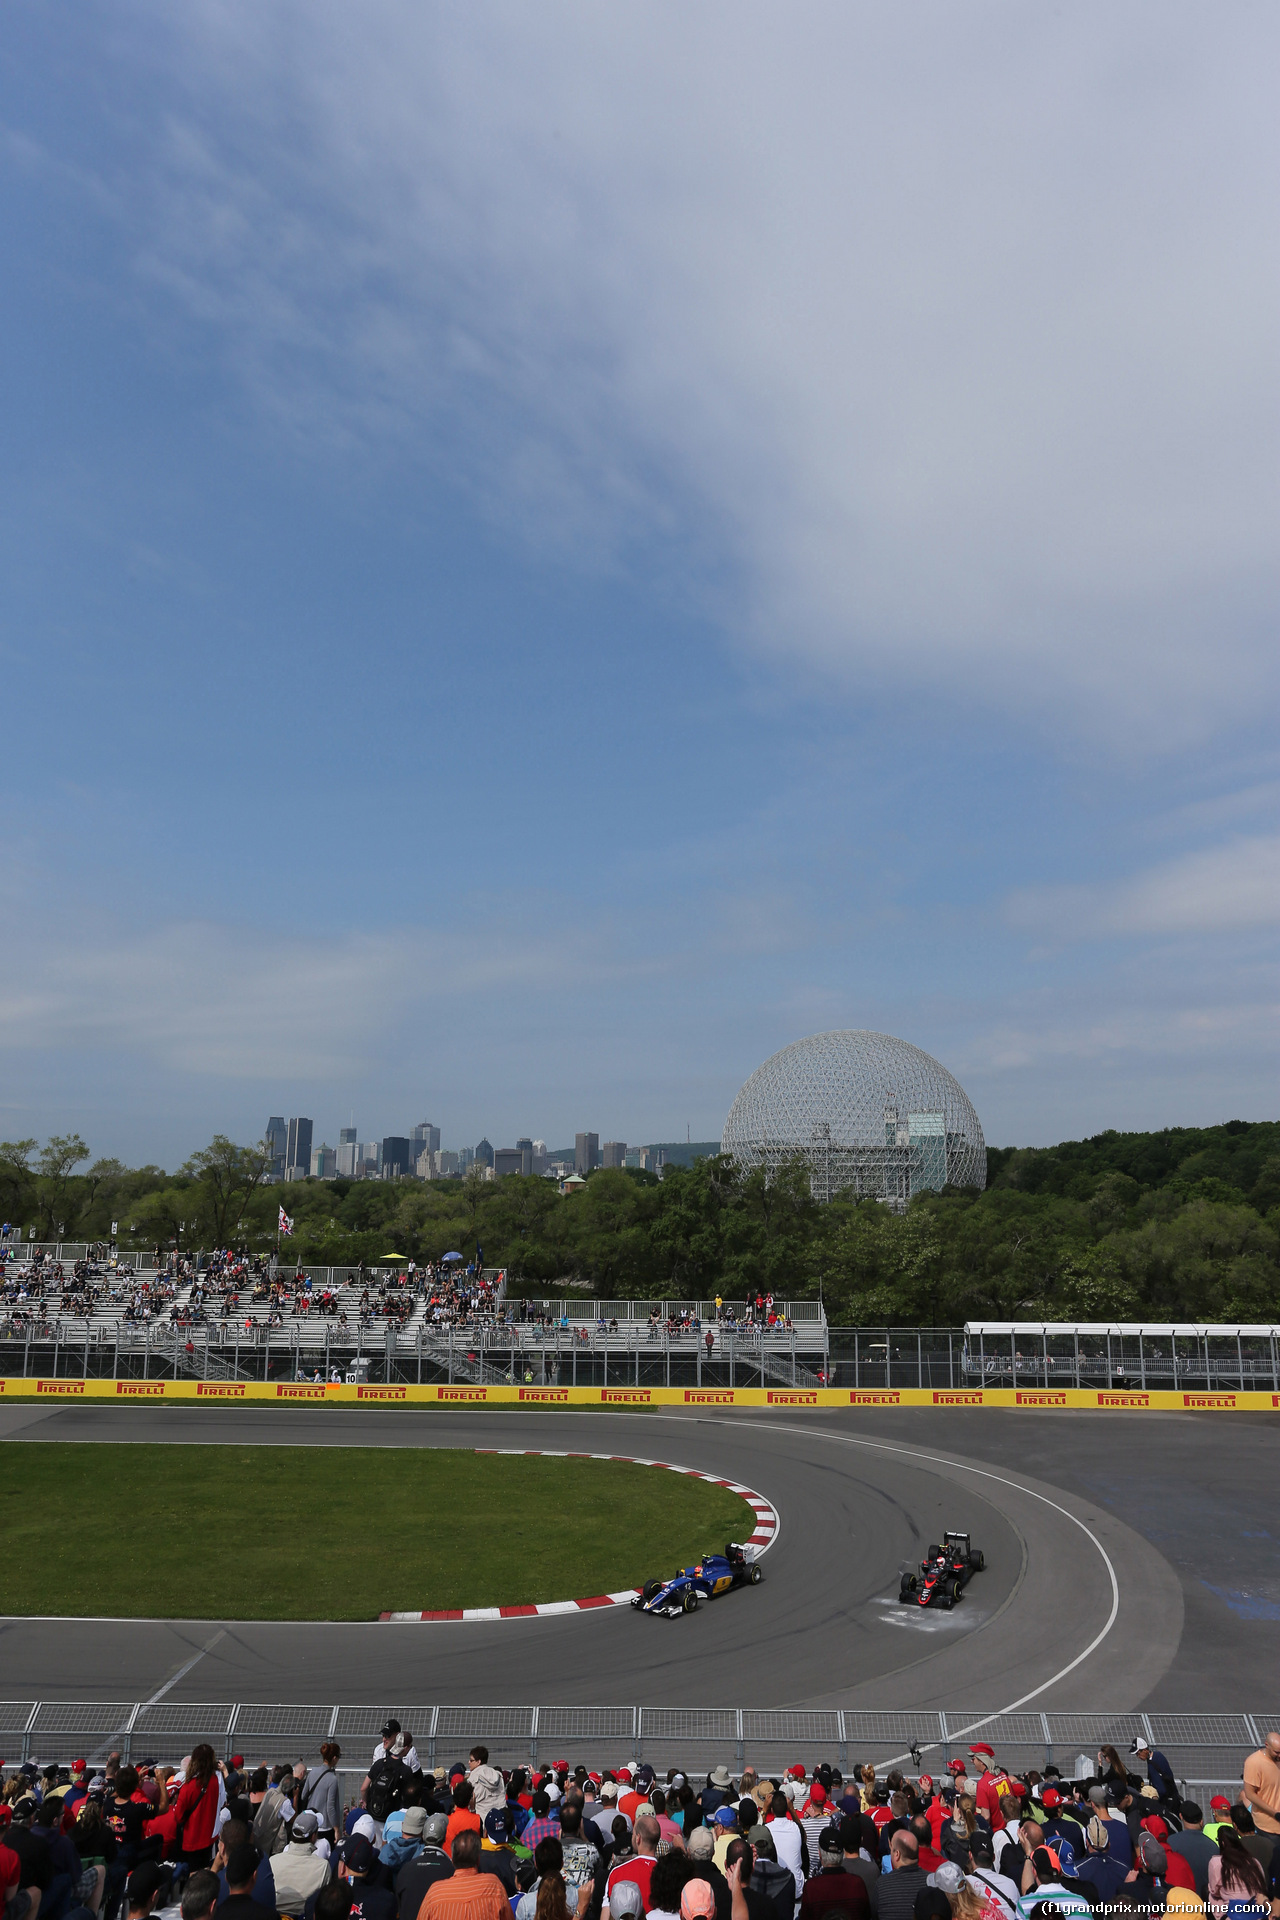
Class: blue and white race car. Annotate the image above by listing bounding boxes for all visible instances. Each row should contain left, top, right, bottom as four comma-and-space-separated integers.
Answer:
631, 1541, 762, 1615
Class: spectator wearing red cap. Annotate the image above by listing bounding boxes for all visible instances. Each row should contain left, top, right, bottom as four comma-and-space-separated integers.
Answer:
969, 1752, 1004, 1834
797, 1785, 830, 1863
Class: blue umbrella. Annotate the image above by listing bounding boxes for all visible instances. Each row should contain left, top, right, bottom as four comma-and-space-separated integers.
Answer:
442, 1251, 463, 1261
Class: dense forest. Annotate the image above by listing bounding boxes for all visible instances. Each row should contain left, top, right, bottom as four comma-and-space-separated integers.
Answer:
2, 1119, 1278, 1324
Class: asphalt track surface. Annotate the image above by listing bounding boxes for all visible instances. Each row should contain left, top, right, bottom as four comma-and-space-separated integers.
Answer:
1, 1403, 1275, 1710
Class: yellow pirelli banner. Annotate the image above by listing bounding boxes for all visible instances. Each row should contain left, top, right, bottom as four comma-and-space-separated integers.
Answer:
1, 1377, 1277, 1411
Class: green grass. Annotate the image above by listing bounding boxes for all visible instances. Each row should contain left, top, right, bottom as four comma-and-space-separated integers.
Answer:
0, 1444, 754, 1619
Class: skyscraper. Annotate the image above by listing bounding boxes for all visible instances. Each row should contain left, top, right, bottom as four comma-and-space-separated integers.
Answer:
601, 1140, 626, 1169
381, 1136, 412, 1179
412, 1121, 441, 1156
516, 1136, 534, 1175
265, 1117, 287, 1179
575, 1132, 600, 1176
475, 1138, 494, 1168
337, 1127, 359, 1178
285, 1117, 313, 1179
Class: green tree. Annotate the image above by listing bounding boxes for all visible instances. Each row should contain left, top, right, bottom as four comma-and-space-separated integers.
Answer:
33, 1134, 91, 1239
182, 1136, 269, 1244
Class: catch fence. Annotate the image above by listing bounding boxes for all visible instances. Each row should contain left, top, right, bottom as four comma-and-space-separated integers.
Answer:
0, 1703, 1270, 1798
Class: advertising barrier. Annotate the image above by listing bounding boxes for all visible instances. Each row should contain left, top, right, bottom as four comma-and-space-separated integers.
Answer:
1, 1377, 1277, 1410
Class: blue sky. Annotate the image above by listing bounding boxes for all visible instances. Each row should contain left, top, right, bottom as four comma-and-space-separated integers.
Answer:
1, 1, 1277, 1167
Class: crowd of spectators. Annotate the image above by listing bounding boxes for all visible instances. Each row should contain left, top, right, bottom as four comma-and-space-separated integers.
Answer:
5, 1730, 1279, 1920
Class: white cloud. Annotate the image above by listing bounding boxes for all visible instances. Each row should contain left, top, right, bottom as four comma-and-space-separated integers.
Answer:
85, 0, 1278, 747
1006, 834, 1280, 941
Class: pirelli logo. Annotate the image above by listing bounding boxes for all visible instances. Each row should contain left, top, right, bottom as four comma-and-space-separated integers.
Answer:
1097, 1391, 1150, 1407
684, 1388, 735, 1403
116, 1382, 166, 1397
519, 1388, 569, 1402
1184, 1392, 1236, 1409
37, 1380, 85, 1394
276, 1384, 327, 1399
850, 1389, 900, 1404
438, 1386, 486, 1401
767, 1390, 817, 1405
1016, 1390, 1068, 1406
357, 1385, 406, 1400
197, 1382, 246, 1397
934, 1390, 983, 1405
602, 1388, 651, 1403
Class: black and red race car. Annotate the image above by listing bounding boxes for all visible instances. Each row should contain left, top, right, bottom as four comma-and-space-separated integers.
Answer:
899, 1529, 985, 1609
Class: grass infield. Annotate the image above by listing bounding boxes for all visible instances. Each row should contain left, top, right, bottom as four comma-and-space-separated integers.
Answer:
0, 1443, 755, 1619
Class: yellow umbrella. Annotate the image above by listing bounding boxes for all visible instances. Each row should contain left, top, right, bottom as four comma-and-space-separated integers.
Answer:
381, 1253, 409, 1260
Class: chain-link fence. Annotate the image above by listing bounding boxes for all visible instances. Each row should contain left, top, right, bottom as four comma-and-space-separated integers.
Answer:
0, 1703, 1270, 1794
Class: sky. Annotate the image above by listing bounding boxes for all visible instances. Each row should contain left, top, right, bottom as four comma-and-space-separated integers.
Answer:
1, 0, 1277, 1168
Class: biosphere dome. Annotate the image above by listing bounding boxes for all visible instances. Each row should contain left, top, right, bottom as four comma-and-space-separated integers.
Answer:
721, 1030, 986, 1203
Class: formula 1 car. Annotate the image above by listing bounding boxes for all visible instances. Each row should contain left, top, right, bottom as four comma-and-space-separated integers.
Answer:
631, 1541, 762, 1616
899, 1530, 985, 1609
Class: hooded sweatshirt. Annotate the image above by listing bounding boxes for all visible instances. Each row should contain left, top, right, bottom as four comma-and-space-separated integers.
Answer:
469, 1768, 506, 1826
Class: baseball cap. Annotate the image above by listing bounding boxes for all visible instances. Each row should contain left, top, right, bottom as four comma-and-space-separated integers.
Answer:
1209, 1796, 1231, 1813
1087, 1786, 1108, 1805
787, 1764, 806, 1779
687, 1828, 714, 1860
609, 1886, 645, 1920
946, 1760, 967, 1775
1055, 1841, 1078, 1875
1138, 1833, 1167, 1874
71, 1759, 87, 1772
230, 1755, 245, 1770
485, 1808, 512, 1841
424, 1814, 449, 1844
1086, 1817, 1110, 1852
928, 1863, 966, 1895
1040, 1789, 1061, 1809
403, 1808, 428, 1838
713, 1806, 737, 1827
681, 1883, 717, 1920
808, 1784, 827, 1804
552, 1760, 569, 1773
818, 1828, 843, 1856
1130, 1738, 1151, 1755
380, 1719, 401, 1739
342, 1836, 375, 1875
601, 1783, 618, 1801
969, 1745, 994, 1760
292, 1811, 320, 1840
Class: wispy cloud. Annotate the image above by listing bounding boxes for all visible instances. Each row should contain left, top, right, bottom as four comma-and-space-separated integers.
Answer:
1006, 835, 1280, 941
83, 0, 1280, 747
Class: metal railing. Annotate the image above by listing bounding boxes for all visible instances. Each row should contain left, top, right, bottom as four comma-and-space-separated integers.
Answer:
0, 1703, 1270, 1789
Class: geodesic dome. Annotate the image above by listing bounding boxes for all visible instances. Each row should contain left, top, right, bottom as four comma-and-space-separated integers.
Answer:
722, 1030, 986, 1203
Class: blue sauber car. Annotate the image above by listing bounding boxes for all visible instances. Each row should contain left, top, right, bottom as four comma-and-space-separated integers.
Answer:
631, 1541, 762, 1616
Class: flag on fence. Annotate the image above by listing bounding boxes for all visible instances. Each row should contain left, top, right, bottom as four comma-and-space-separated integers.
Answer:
278, 1206, 294, 1237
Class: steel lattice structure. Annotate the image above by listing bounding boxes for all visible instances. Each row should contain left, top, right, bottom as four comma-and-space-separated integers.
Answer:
722, 1030, 986, 1204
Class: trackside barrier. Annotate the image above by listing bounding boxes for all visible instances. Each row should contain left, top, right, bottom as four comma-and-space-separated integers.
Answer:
0, 1703, 1267, 1786
2, 1378, 1278, 1410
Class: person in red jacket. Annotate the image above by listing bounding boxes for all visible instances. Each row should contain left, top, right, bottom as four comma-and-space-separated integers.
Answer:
171, 1746, 222, 1870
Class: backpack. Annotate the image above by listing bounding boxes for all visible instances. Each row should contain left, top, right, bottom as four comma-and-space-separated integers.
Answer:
251, 1788, 292, 1857
367, 1757, 407, 1824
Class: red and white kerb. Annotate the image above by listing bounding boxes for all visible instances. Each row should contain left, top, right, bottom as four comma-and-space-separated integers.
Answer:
380, 1449, 780, 1622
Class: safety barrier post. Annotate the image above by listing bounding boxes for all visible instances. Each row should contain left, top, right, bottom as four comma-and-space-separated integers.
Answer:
530, 1707, 539, 1765
428, 1705, 439, 1771
1041, 1714, 1052, 1767
736, 1711, 744, 1766
837, 1712, 847, 1767
22, 1703, 39, 1764
634, 1707, 643, 1764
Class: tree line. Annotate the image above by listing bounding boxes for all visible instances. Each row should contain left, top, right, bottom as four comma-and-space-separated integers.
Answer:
2, 1118, 1277, 1324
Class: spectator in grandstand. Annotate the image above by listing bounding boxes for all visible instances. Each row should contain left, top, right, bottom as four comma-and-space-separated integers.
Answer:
126, 1862, 169, 1920
605, 1817, 660, 1917
391, 1813, 452, 1920
171, 1750, 222, 1872
877, 1833, 927, 1920
550, 1806, 599, 1915
216, 1840, 273, 1920
271, 1814, 332, 1918
299, 1752, 343, 1844
799, 1827, 870, 1920
964, 1831, 1019, 1918
1224, 1805, 1274, 1876
1011, 1845, 1091, 1920
1128, 1739, 1179, 1811
181, 1871, 222, 1920
464, 1759, 503, 1833
213, 1821, 275, 1911
521, 1798, 561, 1859
443, 1787, 481, 1862
1166, 1805, 1220, 1899
1205, 1829, 1268, 1915
1242, 1733, 1280, 1841
700, 1775, 735, 1824
324, 1837, 394, 1920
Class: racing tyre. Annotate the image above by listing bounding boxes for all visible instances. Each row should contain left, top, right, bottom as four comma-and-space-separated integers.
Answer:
926, 1544, 941, 1561
749, 1564, 762, 1584
641, 1580, 663, 1603
682, 1589, 699, 1613
972, 1550, 985, 1570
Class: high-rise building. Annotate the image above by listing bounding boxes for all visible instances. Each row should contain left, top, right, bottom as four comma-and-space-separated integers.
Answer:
285, 1117, 313, 1178
311, 1144, 337, 1180
265, 1117, 287, 1179
575, 1132, 600, 1177
493, 1148, 523, 1177
337, 1127, 359, 1178
601, 1140, 626, 1169
516, 1136, 534, 1175
381, 1136, 412, 1179
411, 1121, 441, 1157
475, 1138, 494, 1169
358, 1141, 381, 1178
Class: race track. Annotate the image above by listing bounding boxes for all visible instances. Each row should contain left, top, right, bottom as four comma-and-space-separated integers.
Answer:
0, 1402, 1273, 1711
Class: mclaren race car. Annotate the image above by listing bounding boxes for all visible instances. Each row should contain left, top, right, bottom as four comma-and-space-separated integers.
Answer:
631, 1541, 762, 1616
899, 1530, 985, 1609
